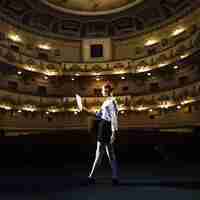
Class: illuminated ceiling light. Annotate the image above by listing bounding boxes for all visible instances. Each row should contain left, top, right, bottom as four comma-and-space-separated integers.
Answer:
18, 110, 22, 113
114, 70, 126, 75
44, 70, 57, 76
17, 71, 22, 75
136, 106, 148, 111
96, 77, 100, 81
48, 108, 59, 113
158, 63, 167, 67
120, 110, 125, 114
159, 104, 171, 109
71, 77, 75, 81
38, 44, 52, 50
160, 105, 167, 109
44, 76, 48, 80
149, 109, 153, 112
46, 111, 49, 115
180, 54, 189, 59
74, 111, 78, 115
130, 106, 134, 110
121, 76, 126, 80
173, 65, 179, 69
145, 39, 158, 46
8, 32, 22, 43
171, 27, 185, 36
22, 105, 37, 112
147, 72, 151, 76
181, 99, 194, 105
75, 73, 80, 76
23, 64, 36, 72
47, 106, 59, 113
0, 105, 12, 110
177, 105, 181, 109
137, 66, 151, 73
93, 72, 101, 76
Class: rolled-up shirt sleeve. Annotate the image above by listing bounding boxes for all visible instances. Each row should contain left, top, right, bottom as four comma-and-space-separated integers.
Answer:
110, 100, 118, 132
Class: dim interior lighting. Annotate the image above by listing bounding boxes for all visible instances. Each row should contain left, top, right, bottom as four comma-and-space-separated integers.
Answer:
8, 32, 22, 43
145, 39, 158, 46
180, 54, 189, 59
0, 105, 12, 110
120, 110, 125, 114
158, 101, 174, 109
131, 106, 134, 110
137, 66, 151, 73
181, 99, 194, 105
158, 63, 167, 67
160, 105, 167, 109
121, 76, 126, 80
38, 44, 52, 50
147, 72, 151, 76
96, 77, 100, 81
74, 111, 78, 115
17, 71, 22, 75
23, 64, 36, 72
136, 106, 149, 111
114, 70, 126, 75
171, 27, 185, 36
177, 105, 181, 109
46, 111, 49, 115
44, 70, 57, 76
93, 72, 101, 76
22, 105, 37, 112
48, 107, 60, 113
173, 65, 179, 69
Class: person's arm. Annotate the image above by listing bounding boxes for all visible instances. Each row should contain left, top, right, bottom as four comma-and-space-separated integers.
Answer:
110, 100, 118, 143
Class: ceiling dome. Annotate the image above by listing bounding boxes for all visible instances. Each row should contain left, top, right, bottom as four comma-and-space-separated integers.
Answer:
0, 0, 198, 39
40, 0, 144, 15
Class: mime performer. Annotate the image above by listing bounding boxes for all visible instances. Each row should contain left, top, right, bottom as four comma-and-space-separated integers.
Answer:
82, 82, 119, 185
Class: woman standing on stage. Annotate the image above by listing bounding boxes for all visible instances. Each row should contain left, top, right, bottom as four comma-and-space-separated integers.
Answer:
82, 82, 119, 185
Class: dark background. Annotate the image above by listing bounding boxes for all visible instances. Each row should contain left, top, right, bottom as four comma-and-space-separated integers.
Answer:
0, 127, 199, 168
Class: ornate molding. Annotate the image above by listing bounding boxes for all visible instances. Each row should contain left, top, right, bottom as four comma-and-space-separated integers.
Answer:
0, 0, 198, 39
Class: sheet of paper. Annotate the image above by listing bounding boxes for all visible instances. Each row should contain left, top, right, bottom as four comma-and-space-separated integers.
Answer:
75, 94, 82, 111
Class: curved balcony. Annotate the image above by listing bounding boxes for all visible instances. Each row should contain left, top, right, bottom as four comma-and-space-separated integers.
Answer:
0, 28, 199, 77
0, 78, 199, 115
0, 59, 199, 97
0, 100, 199, 132
0, 6, 199, 65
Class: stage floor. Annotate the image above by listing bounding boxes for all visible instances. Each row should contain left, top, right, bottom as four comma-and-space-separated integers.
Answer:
0, 163, 199, 199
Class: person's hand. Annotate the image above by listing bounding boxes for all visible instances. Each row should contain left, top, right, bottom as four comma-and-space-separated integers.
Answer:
110, 133, 116, 144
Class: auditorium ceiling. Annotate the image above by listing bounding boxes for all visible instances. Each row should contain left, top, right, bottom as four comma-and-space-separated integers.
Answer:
41, 0, 144, 15
0, 0, 198, 39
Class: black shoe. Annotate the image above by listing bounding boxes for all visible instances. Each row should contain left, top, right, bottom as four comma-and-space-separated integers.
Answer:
112, 178, 119, 186
88, 177, 95, 185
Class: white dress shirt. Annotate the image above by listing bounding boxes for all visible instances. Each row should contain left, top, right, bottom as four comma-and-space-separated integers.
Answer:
96, 97, 118, 132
